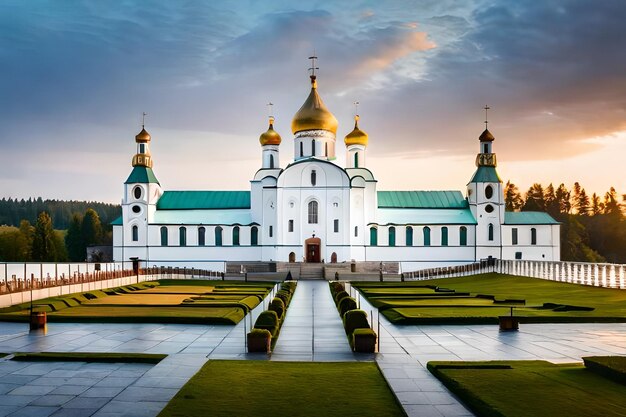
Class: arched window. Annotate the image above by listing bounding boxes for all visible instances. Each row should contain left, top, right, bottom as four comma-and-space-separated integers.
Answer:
308, 201, 318, 224
531, 228, 537, 245
388, 227, 396, 247
406, 226, 413, 246
483, 143, 489, 153
179, 227, 186, 247
354, 152, 359, 167
232, 226, 240, 246
423, 226, 431, 246
160, 227, 168, 246
312, 139, 316, 156
488, 223, 494, 241
370, 227, 378, 246
460, 226, 467, 246
133, 186, 142, 199
198, 227, 206, 246
289, 252, 296, 263
331, 252, 337, 263
132, 225, 138, 242
311, 170, 317, 186
251, 226, 258, 246
215, 226, 223, 246
269, 154, 275, 169
441, 227, 448, 246
300, 142, 304, 157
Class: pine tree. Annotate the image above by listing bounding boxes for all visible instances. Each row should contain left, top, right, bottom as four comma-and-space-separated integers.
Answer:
522, 184, 545, 211
544, 183, 559, 217
65, 213, 85, 261
17, 220, 34, 261
572, 182, 590, 215
603, 187, 621, 216
504, 181, 524, 211
555, 183, 571, 215
81, 208, 103, 247
31, 212, 57, 261
591, 193, 604, 216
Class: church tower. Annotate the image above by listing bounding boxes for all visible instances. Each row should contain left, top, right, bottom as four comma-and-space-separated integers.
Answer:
259, 115, 282, 169
121, 122, 162, 261
291, 57, 338, 161
344, 114, 368, 168
467, 107, 504, 260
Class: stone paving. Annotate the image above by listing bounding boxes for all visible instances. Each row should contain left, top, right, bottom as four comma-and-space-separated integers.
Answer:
0, 280, 624, 416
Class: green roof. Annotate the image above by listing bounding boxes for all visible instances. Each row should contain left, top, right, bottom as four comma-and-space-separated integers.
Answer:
111, 216, 123, 225
125, 166, 160, 185
378, 191, 468, 209
377, 208, 477, 225
468, 166, 502, 183
504, 211, 559, 225
157, 191, 251, 210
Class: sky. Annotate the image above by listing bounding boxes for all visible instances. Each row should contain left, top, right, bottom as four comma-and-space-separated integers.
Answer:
1, 0, 625, 204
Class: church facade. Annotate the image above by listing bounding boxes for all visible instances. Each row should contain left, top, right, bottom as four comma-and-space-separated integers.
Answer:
112, 73, 560, 271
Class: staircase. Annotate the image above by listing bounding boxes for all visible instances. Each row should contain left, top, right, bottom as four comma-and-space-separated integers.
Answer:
299, 263, 325, 280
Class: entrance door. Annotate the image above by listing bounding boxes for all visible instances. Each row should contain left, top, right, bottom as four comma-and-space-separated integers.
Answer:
304, 237, 321, 263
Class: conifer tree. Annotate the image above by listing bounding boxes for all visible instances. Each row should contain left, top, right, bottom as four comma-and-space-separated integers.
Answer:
31, 212, 57, 261
522, 184, 545, 211
555, 183, 571, 215
81, 208, 103, 247
65, 213, 85, 261
572, 182, 590, 215
591, 193, 604, 216
504, 181, 524, 211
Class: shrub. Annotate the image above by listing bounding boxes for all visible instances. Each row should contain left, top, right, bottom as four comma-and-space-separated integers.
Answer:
247, 328, 271, 353
276, 290, 292, 307
353, 328, 377, 353
329, 282, 345, 297
343, 309, 370, 336
334, 290, 349, 305
338, 297, 358, 318
281, 282, 296, 292
254, 310, 280, 336
268, 298, 285, 320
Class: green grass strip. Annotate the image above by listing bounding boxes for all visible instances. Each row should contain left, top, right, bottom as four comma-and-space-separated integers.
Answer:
11, 352, 167, 363
428, 360, 626, 417
159, 360, 405, 417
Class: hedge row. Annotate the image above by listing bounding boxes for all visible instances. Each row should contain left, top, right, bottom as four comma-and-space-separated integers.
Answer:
247, 281, 298, 353
329, 282, 377, 353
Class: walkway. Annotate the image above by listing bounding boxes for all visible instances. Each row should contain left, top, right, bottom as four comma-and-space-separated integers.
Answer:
271, 281, 361, 361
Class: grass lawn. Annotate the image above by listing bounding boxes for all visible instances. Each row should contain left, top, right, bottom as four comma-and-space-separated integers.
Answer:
428, 360, 626, 417
0, 280, 275, 325
11, 352, 167, 363
158, 360, 405, 417
354, 273, 626, 324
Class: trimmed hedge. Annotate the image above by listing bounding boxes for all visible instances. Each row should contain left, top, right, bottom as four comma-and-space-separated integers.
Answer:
268, 298, 285, 320
334, 290, 350, 305
338, 296, 358, 318
344, 309, 371, 337
254, 310, 280, 337
353, 328, 377, 353
583, 356, 626, 385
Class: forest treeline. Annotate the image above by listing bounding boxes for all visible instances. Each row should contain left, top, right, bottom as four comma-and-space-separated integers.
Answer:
0, 199, 117, 262
0, 198, 120, 230
505, 182, 626, 263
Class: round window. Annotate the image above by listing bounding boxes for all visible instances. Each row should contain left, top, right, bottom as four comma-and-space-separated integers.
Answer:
485, 185, 493, 199
133, 186, 142, 199
485, 204, 494, 213
132, 205, 141, 214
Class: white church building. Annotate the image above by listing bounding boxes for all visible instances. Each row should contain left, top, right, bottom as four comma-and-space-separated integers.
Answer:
112, 71, 560, 271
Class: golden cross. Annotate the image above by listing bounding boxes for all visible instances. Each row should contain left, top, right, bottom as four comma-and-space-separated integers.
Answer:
484, 105, 490, 129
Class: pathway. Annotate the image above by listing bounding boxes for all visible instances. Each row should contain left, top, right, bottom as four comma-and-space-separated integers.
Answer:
270, 281, 361, 361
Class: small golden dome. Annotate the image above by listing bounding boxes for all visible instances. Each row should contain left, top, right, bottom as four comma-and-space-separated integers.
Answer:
291, 76, 338, 135
344, 115, 368, 147
479, 128, 495, 142
259, 116, 282, 146
135, 128, 151, 143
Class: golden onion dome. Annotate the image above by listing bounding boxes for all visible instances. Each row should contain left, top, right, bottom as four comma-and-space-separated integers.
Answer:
479, 128, 495, 142
291, 76, 338, 135
135, 127, 151, 143
259, 116, 282, 146
344, 115, 368, 147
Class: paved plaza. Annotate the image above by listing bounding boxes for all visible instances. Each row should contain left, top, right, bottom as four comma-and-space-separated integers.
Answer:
0, 280, 623, 416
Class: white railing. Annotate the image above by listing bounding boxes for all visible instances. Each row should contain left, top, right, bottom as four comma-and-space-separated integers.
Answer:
403, 259, 625, 289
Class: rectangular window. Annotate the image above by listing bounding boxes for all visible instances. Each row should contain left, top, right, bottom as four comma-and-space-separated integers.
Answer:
333, 219, 339, 233
515, 251, 522, 260
512, 228, 518, 245
269, 225, 273, 238
354, 226, 358, 237
288, 220, 294, 232
531, 228, 537, 245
